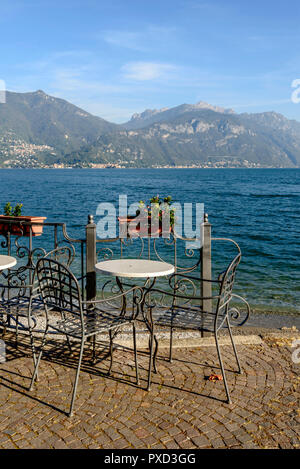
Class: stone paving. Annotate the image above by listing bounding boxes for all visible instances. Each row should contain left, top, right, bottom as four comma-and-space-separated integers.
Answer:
0, 330, 299, 449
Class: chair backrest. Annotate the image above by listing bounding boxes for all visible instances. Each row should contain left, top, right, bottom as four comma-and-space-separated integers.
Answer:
44, 244, 75, 266
215, 252, 241, 330
35, 257, 82, 322
31, 245, 75, 297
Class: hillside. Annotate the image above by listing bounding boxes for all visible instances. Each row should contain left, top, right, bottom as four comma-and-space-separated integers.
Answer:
0, 90, 118, 166
66, 105, 300, 168
0, 91, 300, 168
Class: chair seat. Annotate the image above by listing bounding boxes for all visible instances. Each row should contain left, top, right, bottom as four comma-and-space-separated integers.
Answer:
0, 296, 44, 331
49, 308, 131, 338
151, 304, 226, 333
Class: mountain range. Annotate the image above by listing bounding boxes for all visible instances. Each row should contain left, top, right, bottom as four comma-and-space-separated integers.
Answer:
0, 90, 299, 168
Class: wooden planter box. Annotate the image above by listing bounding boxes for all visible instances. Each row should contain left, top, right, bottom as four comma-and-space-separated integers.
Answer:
0, 216, 47, 237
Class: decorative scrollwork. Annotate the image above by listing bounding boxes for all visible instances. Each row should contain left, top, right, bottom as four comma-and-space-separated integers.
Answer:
167, 274, 200, 305
120, 236, 144, 259
227, 294, 251, 327
172, 276, 198, 304
153, 233, 175, 264
45, 244, 76, 266
101, 278, 121, 298
96, 247, 114, 262
0, 235, 9, 249
184, 247, 195, 258
31, 247, 48, 266
143, 289, 170, 310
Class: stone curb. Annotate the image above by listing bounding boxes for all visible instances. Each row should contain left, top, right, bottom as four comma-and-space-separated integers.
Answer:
99, 330, 264, 349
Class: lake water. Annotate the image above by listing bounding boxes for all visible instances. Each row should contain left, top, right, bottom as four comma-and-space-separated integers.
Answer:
0, 168, 299, 315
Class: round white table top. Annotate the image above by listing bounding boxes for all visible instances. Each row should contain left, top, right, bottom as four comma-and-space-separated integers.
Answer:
95, 259, 175, 279
0, 255, 17, 270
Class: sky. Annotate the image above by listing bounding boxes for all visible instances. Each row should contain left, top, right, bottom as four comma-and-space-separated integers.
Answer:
0, 0, 300, 123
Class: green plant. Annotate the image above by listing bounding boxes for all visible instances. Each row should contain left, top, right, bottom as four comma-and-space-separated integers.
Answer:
136, 195, 176, 227
13, 203, 23, 216
3, 202, 23, 217
3, 202, 12, 216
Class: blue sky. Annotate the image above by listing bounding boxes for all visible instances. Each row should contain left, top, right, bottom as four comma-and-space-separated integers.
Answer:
0, 0, 300, 123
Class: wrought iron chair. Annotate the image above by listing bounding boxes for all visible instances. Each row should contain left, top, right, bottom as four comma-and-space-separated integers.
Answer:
143, 239, 250, 403
29, 257, 140, 417
0, 245, 75, 341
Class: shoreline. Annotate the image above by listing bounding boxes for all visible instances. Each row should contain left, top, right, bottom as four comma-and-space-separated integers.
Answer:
0, 166, 298, 170
241, 310, 300, 331
239, 307, 300, 317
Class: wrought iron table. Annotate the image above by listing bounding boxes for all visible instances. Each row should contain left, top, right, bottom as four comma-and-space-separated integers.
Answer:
95, 259, 174, 279
95, 258, 175, 390
0, 255, 17, 271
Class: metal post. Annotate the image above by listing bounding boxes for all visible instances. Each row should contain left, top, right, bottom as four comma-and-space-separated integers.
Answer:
201, 213, 212, 314
86, 214, 97, 305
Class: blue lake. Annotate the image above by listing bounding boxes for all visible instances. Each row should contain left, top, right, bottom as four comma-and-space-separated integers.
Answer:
0, 168, 299, 314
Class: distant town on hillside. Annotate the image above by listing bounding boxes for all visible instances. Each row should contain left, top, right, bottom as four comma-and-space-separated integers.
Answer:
1, 90, 300, 169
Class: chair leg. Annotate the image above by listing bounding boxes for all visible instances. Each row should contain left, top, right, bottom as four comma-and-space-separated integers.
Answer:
214, 330, 232, 404
29, 325, 49, 391
147, 327, 154, 391
65, 334, 73, 355
92, 334, 96, 363
15, 313, 19, 346
68, 338, 85, 417
226, 318, 242, 374
132, 322, 139, 385
148, 334, 157, 374
107, 329, 114, 375
28, 323, 37, 367
28, 301, 38, 378
169, 324, 173, 363
153, 335, 158, 373
169, 309, 176, 363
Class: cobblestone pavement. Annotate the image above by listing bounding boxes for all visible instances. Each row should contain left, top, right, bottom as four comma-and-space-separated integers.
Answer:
0, 332, 299, 449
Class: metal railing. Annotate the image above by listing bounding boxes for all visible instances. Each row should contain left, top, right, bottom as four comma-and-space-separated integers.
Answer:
0, 213, 213, 331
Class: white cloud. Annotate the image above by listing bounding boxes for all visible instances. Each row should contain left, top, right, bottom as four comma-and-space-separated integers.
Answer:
122, 62, 177, 81
101, 26, 177, 52
102, 31, 145, 51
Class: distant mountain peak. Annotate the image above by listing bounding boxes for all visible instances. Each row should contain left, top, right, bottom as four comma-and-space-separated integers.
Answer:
128, 101, 235, 125
192, 101, 235, 114
130, 107, 170, 122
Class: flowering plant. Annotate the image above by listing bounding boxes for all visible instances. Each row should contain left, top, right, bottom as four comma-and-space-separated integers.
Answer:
136, 195, 176, 228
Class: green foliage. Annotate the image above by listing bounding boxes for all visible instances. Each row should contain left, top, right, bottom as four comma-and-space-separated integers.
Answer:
3, 202, 23, 217
13, 203, 23, 216
137, 195, 176, 227
3, 202, 12, 216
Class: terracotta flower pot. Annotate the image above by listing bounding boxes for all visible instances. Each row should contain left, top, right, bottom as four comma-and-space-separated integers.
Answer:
0, 216, 47, 237
118, 216, 171, 237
